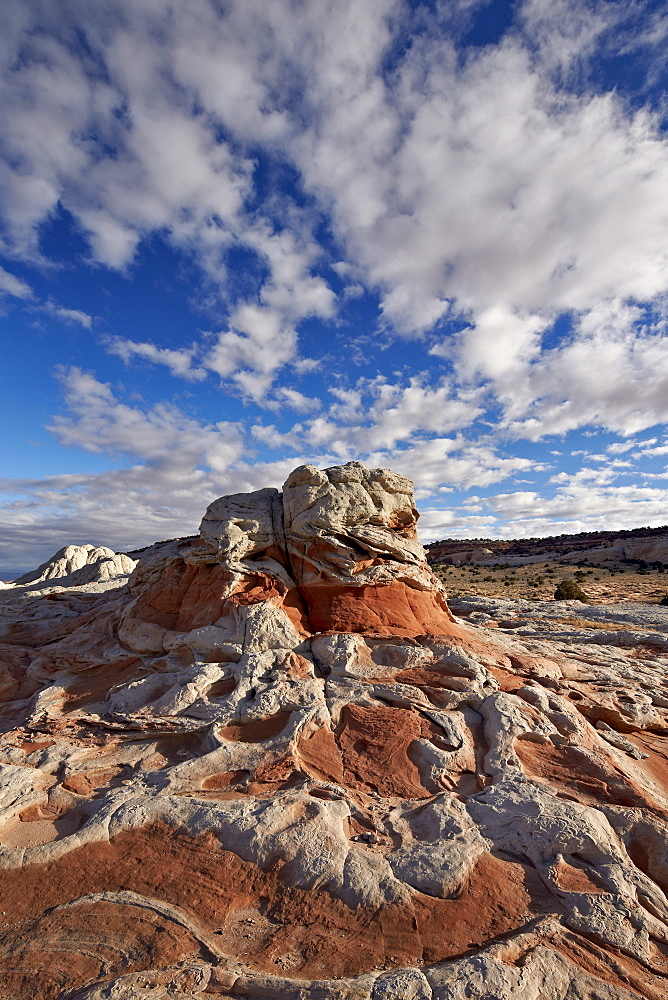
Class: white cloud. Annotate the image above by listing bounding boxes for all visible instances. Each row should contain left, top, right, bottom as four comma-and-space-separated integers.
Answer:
607, 440, 640, 455
549, 466, 619, 487
301, 377, 483, 455
0, 1, 339, 396
486, 482, 668, 532
518, 0, 625, 78
502, 301, 668, 438
410, 477, 668, 543
292, 23, 668, 329
0, 265, 32, 299
107, 337, 206, 381
48, 367, 243, 472
201, 222, 336, 397
272, 387, 321, 415
43, 301, 93, 329
365, 439, 541, 492
519, 0, 667, 90
0, 0, 667, 560
250, 422, 301, 450
438, 305, 547, 382
640, 443, 668, 458
2, 0, 667, 421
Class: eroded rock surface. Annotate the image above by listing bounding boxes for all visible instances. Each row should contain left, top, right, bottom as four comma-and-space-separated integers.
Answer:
4, 543, 137, 592
1, 462, 667, 999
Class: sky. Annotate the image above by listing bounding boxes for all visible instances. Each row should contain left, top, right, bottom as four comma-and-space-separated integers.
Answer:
1, 0, 668, 574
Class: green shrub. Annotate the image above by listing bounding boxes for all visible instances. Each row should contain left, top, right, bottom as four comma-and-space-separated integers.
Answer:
554, 578, 589, 602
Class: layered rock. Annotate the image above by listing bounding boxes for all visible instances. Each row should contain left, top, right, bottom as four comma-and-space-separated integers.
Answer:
0, 462, 667, 999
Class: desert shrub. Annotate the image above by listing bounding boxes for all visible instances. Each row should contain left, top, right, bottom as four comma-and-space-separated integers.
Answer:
554, 578, 588, 602
660, 595, 668, 606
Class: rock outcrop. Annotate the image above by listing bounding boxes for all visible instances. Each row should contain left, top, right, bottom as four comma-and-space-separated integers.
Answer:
9, 543, 137, 589
1, 462, 668, 999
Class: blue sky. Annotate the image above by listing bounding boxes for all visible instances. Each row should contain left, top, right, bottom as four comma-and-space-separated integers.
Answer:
1, 0, 667, 573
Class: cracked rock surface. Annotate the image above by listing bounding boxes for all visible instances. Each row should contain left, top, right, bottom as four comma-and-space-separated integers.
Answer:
1, 462, 668, 999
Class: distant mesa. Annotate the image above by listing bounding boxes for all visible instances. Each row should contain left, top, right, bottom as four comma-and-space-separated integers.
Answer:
0, 462, 667, 1000
427, 525, 668, 567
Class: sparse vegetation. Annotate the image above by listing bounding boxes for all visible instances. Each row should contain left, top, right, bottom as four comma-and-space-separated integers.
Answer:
433, 558, 668, 605
554, 578, 588, 602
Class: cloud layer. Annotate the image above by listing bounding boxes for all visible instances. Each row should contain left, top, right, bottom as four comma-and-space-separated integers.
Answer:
0, 0, 667, 568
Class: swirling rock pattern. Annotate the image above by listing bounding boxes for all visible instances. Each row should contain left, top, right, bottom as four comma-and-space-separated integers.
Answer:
0, 462, 668, 999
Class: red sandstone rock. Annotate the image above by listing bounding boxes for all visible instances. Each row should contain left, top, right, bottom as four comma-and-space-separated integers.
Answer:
0, 462, 667, 999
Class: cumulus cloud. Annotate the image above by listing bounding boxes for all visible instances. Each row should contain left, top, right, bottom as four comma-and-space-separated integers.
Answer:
48, 367, 244, 472
419, 480, 668, 543
502, 301, 668, 438
272, 387, 322, 415
0, 1, 338, 393
436, 305, 547, 382
3, 0, 666, 411
486, 482, 668, 533
0, 0, 667, 558
300, 377, 484, 455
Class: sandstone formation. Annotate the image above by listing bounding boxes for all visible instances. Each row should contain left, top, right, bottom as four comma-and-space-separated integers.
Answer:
7, 543, 137, 589
0, 462, 667, 999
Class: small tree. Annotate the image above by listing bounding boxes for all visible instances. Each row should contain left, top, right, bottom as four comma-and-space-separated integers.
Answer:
554, 578, 588, 602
